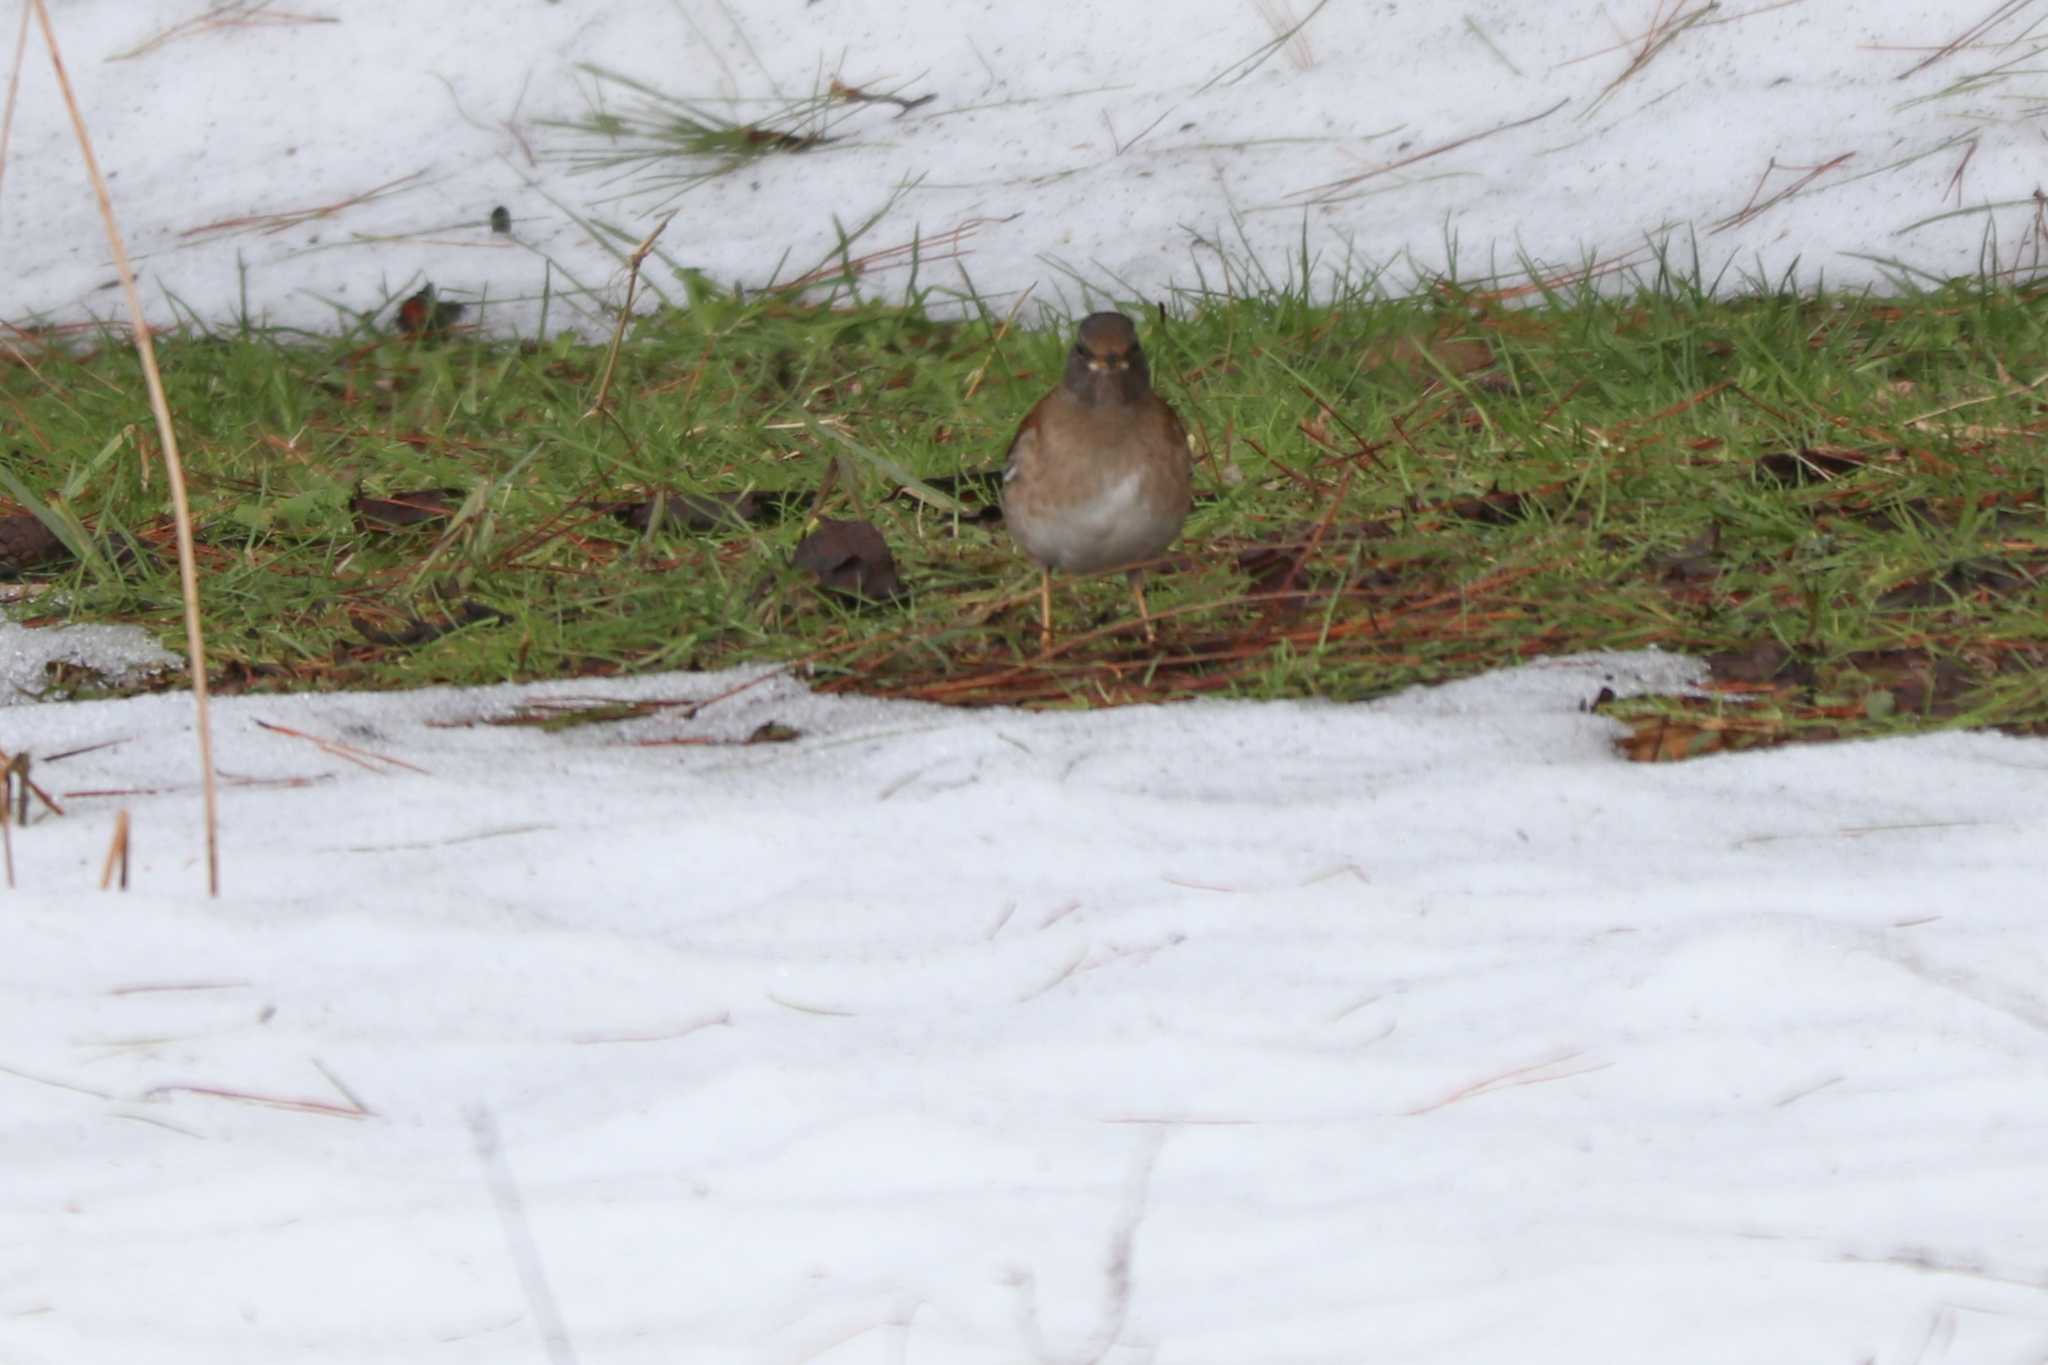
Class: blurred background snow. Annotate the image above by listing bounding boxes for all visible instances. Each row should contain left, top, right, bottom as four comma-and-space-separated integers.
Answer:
3, 0, 2041, 335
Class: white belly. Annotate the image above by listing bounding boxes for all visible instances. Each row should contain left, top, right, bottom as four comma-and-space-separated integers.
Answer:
1012, 470, 1177, 573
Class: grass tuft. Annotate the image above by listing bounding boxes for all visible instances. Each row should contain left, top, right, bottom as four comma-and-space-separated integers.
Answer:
7, 260, 2048, 759
546, 65, 854, 201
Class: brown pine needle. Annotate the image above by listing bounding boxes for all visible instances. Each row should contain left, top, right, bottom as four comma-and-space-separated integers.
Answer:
253, 719, 428, 775
107, 1, 338, 63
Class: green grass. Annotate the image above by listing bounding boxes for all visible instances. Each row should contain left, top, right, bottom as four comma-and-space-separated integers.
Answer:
5, 263, 2048, 757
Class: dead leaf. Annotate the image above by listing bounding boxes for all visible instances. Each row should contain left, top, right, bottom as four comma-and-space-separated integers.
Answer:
352, 488, 461, 532
0, 515, 66, 576
394, 284, 465, 339
792, 518, 904, 602
1362, 333, 1498, 387
613, 489, 767, 534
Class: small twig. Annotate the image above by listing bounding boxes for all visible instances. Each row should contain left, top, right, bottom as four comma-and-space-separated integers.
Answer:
765, 992, 859, 1017
1407, 1050, 1610, 1115
0, 746, 64, 818
569, 1012, 731, 1045
1015, 949, 1087, 1002
176, 169, 426, 241
775, 212, 1016, 294
108, 980, 250, 995
1945, 136, 1978, 207
1276, 461, 1356, 599
145, 1083, 370, 1119
98, 809, 129, 890
107, 0, 337, 62
1588, 0, 1720, 113
1284, 97, 1569, 206
1463, 15, 1523, 75
1710, 153, 1854, 234
310, 1058, 374, 1116
0, 0, 31, 206
585, 212, 675, 420
33, 0, 220, 894
962, 282, 1035, 400
0, 758, 13, 890
828, 75, 936, 115
1896, 0, 2031, 80
253, 719, 428, 775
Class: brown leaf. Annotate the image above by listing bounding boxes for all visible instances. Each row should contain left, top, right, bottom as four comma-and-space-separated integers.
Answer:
792, 518, 904, 602
352, 488, 461, 532
1617, 715, 1736, 763
1647, 523, 1722, 583
1705, 639, 1797, 685
0, 514, 67, 576
613, 488, 767, 534
1362, 333, 1497, 386
1444, 488, 1540, 526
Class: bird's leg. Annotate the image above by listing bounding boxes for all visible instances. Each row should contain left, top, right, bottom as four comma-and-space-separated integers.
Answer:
1127, 569, 1158, 645
1038, 567, 1055, 653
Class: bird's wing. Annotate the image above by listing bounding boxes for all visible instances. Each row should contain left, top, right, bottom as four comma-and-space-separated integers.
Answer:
1002, 411, 1042, 486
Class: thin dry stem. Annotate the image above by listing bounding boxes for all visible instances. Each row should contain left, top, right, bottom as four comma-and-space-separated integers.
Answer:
108, 0, 337, 62
1896, 0, 2031, 80
98, 809, 130, 890
176, 169, 425, 241
961, 282, 1035, 400
31, 0, 220, 894
585, 211, 675, 419
1283, 97, 1568, 207
0, 0, 30, 207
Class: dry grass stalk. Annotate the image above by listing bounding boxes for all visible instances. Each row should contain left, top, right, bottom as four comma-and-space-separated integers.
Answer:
98, 809, 130, 890
1284, 98, 1568, 207
0, 0, 30, 206
177, 168, 425, 241
1591, 0, 1721, 107
253, 719, 427, 774
1711, 152, 1854, 234
108, 0, 338, 63
145, 1082, 370, 1119
30, 0, 221, 894
960, 282, 1035, 401
776, 212, 1013, 294
0, 755, 16, 890
1253, 0, 1318, 70
585, 211, 675, 419
1896, 0, 2031, 80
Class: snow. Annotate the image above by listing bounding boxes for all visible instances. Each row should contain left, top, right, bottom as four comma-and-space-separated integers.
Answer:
1, 2, 2040, 336
0, 618, 178, 702
6, 2, 2048, 1361
6, 653, 2048, 1362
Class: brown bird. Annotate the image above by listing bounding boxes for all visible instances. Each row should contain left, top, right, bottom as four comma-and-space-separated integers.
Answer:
1000, 312, 1193, 650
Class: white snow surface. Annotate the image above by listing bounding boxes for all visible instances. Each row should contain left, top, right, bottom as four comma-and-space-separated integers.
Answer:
0, 619, 179, 703
5, 654, 2048, 1362
1, 1, 2043, 335
7, 2, 2048, 1360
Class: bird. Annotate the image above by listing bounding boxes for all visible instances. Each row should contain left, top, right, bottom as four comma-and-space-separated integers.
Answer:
999, 311, 1193, 651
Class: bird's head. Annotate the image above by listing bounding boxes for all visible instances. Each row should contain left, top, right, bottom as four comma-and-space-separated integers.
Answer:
1062, 312, 1151, 405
